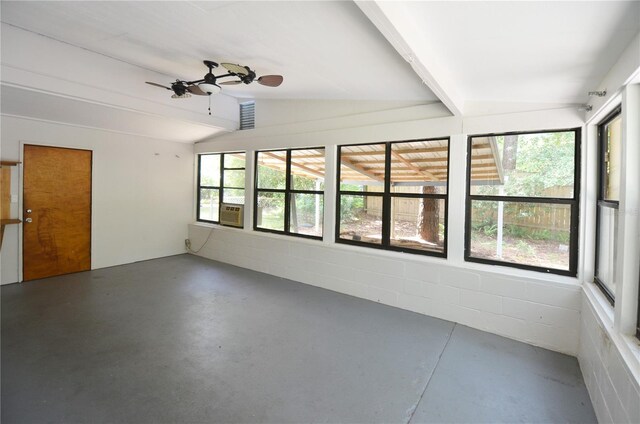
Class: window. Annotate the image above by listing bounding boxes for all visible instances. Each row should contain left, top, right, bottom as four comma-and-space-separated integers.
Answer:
254, 148, 325, 239
336, 138, 449, 257
197, 152, 246, 226
465, 129, 580, 275
240, 101, 255, 130
595, 108, 621, 304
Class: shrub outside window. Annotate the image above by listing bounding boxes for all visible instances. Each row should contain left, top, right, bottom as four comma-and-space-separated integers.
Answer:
197, 152, 245, 226
254, 148, 325, 239
336, 138, 449, 257
595, 108, 621, 304
465, 129, 580, 276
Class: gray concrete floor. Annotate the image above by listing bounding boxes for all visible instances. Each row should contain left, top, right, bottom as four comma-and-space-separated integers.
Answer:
2, 254, 596, 423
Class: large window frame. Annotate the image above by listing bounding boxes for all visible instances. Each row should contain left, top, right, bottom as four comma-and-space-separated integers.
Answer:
464, 128, 581, 276
335, 138, 450, 258
253, 147, 325, 240
197, 152, 246, 226
594, 107, 622, 305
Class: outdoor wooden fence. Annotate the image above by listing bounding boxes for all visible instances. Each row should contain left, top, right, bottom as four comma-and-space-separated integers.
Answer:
365, 186, 572, 231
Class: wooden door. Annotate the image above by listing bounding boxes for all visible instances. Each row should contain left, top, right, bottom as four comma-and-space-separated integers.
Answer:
23, 145, 92, 281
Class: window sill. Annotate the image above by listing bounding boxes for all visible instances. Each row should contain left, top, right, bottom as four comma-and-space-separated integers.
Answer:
191, 221, 245, 231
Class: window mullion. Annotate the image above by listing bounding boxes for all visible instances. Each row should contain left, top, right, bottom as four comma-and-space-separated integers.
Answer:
381, 143, 392, 248
219, 154, 224, 209
197, 155, 203, 221
285, 149, 292, 235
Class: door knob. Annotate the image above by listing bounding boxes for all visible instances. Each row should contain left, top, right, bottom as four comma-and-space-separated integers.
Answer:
26, 209, 32, 214
25, 218, 33, 223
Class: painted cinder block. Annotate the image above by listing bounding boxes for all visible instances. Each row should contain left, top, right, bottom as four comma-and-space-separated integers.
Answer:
578, 292, 640, 424
480, 275, 527, 299
336, 278, 369, 299
346, 252, 405, 277
423, 282, 460, 304
366, 285, 398, 307
440, 268, 481, 290
396, 293, 430, 315
403, 279, 424, 298
503, 298, 579, 329
351, 268, 404, 292
481, 312, 528, 339
460, 289, 502, 314
288, 243, 345, 265
525, 281, 581, 310
525, 321, 578, 353
404, 261, 443, 283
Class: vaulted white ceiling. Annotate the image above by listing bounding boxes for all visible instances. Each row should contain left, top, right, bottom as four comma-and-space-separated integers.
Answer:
1, 0, 639, 140
0, 0, 437, 102
361, 0, 639, 113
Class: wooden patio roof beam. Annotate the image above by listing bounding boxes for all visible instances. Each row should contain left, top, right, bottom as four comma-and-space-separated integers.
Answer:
287, 152, 325, 159
262, 152, 325, 179
343, 154, 496, 168
391, 151, 438, 180
340, 157, 384, 181
341, 145, 449, 157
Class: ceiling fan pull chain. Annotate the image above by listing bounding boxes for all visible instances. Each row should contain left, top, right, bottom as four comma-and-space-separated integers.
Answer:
208, 94, 211, 116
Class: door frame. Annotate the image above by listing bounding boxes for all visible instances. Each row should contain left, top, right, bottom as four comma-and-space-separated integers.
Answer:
19, 141, 93, 282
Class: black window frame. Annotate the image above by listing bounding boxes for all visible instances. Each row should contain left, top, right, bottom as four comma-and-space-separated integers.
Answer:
464, 128, 581, 277
335, 138, 450, 258
253, 147, 325, 240
196, 151, 246, 227
594, 107, 622, 305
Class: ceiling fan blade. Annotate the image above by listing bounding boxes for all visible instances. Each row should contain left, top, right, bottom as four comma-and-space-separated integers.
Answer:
146, 81, 171, 90
219, 80, 242, 85
257, 75, 284, 87
186, 85, 208, 96
221, 63, 249, 76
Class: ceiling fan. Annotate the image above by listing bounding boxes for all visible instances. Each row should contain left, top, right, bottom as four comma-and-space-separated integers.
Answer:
146, 60, 283, 114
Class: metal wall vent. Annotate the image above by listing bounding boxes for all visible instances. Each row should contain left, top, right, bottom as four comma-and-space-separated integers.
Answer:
239, 101, 255, 130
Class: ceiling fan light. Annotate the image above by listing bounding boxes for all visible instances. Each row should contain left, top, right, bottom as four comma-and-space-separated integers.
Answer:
171, 93, 192, 99
198, 83, 221, 95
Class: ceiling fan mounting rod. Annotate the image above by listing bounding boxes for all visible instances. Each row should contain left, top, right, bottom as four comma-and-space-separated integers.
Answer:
183, 73, 236, 86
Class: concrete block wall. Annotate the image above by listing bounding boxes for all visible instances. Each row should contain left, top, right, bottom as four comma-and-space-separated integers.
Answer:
189, 224, 582, 355
579, 287, 640, 424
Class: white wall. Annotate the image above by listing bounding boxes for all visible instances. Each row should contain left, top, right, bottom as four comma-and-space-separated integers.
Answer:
580, 284, 640, 424
254, 99, 443, 128
1, 115, 194, 284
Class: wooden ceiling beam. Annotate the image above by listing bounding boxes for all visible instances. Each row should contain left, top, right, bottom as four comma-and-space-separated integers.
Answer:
289, 152, 325, 159
261, 152, 325, 179
340, 157, 384, 181
391, 151, 438, 180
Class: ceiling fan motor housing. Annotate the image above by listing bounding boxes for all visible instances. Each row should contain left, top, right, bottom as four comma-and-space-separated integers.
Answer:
172, 81, 187, 96
204, 73, 216, 84
242, 68, 256, 84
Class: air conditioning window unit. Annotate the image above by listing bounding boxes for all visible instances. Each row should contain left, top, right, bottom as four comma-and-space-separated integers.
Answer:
219, 203, 243, 227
